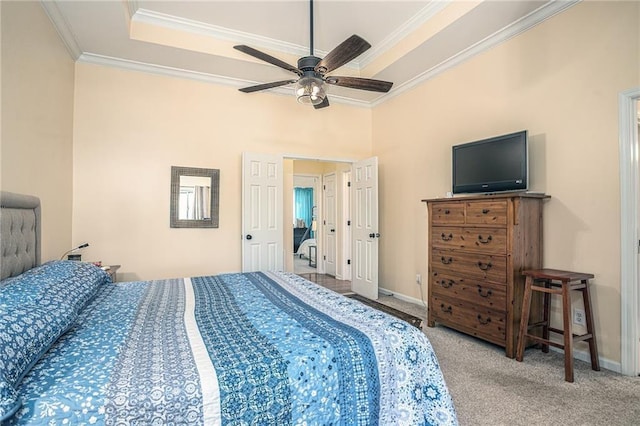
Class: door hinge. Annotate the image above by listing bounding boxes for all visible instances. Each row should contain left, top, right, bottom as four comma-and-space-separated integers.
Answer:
323, 255, 326, 260
323, 184, 326, 190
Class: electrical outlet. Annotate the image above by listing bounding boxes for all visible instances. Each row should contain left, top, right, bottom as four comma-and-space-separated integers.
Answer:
573, 308, 586, 326
416, 274, 422, 285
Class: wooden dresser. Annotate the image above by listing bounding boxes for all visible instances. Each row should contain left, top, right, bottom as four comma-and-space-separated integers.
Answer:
422, 193, 548, 358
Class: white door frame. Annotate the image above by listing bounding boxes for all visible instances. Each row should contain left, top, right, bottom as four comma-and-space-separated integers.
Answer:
342, 169, 352, 281
619, 87, 640, 376
323, 172, 338, 277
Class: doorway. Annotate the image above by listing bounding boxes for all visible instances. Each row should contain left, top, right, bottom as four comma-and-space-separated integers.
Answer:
619, 88, 639, 376
293, 175, 318, 274
288, 159, 352, 279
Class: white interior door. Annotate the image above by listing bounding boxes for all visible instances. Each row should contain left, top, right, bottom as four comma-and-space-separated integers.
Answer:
242, 152, 283, 272
351, 157, 379, 300
323, 173, 337, 276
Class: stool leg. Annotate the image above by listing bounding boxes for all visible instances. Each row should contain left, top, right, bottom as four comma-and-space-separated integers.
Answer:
561, 281, 574, 382
516, 275, 534, 362
582, 280, 600, 371
541, 279, 551, 353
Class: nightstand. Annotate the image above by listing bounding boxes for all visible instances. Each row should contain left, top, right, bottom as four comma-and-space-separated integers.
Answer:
101, 265, 121, 282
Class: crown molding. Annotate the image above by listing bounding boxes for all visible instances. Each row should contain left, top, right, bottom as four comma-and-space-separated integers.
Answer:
131, 8, 361, 70
372, 0, 580, 108
125, 0, 138, 22
357, 0, 451, 68
77, 53, 371, 109
47, 0, 579, 109
39, 0, 82, 59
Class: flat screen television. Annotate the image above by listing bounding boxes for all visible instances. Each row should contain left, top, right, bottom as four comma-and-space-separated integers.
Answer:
452, 130, 528, 194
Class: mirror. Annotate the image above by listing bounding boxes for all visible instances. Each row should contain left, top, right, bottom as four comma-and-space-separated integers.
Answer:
170, 166, 219, 228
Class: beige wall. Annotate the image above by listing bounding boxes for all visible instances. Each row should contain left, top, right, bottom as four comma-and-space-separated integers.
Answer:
373, 1, 639, 363
3, 0, 637, 366
0, 1, 75, 261
72, 63, 372, 281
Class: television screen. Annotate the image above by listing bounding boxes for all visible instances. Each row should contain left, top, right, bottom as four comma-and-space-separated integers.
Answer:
452, 130, 528, 194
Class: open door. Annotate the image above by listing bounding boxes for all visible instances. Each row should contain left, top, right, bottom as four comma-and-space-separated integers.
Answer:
351, 157, 379, 299
242, 152, 283, 272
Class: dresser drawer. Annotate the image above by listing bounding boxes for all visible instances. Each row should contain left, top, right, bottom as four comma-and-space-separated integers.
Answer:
431, 271, 506, 311
466, 201, 508, 225
431, 226, 507, 254
432, 249, 507, 282
431, 203, 465, 225
431, 295, 506, 344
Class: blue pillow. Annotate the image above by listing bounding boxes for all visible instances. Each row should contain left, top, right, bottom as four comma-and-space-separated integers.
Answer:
0, 261, 110, 422
0, 303, 77, 422
0, 378, 20, 422
0, 260, 110, 314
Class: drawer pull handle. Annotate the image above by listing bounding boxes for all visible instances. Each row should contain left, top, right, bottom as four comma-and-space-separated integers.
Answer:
477, 287, 493, 298
477, 235, 492, 244
477, 261, 492, 271
444, 209, 450, 214
439, 279, 454, 288
440, 304, 452, 314
482, 208, 490, 214
477, 315, 492, 325
441, 233, 453, 241
441, 257, 453, 265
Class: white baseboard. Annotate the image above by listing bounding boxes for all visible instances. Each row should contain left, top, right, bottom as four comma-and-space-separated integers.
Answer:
549, 346, 621, 374
379, 286, 426, 307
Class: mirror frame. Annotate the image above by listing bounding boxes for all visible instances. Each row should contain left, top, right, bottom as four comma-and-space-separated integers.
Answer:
170, 166, 220, 228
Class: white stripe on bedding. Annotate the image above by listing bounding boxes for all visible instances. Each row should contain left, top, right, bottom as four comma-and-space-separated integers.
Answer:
184, 277, 221, 425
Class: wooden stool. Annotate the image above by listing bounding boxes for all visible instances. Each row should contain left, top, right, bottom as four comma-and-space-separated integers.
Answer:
516, 269, 600, 382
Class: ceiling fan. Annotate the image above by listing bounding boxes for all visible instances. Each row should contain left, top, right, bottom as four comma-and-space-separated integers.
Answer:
233, 0, 393, 109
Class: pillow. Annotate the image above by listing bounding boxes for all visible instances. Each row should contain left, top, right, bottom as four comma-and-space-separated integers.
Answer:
0, 261, 110, 421
0, 378, 20, 422
0, 260, 110, 315
0, 303, 76, 422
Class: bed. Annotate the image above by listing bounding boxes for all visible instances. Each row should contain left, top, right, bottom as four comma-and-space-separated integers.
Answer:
0, 191, 457, 425
295, 238, 316, 260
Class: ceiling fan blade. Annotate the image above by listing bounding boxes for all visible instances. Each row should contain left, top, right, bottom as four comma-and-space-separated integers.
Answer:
313, 96, 330, 109
314, 35, 371, 75
325, 76, 393, 93
239, 79, 298, 93
234, 45, 301, 76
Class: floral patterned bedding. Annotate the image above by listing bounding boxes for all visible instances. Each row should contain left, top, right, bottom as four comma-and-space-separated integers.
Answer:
2, 265, 457, 425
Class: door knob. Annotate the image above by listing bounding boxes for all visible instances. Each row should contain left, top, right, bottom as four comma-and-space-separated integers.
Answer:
369, 233, 381, 238
331, 229, 335, 232
246, 234, 252, 240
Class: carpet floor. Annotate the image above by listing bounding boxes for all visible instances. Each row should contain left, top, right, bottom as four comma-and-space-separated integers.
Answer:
375, 294, 640, 426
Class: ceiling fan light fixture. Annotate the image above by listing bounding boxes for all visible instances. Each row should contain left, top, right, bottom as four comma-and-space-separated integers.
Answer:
296, 76, 326, 106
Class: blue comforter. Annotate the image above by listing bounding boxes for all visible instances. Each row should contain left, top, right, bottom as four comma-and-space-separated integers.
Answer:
8, 270, 457, 425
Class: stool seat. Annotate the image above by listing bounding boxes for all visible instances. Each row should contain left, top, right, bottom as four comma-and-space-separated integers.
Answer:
523, 268, 594, 282
516, 269, 600, 382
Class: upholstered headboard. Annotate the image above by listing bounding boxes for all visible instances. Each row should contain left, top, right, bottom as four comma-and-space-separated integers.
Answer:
0, 191, 41, 280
